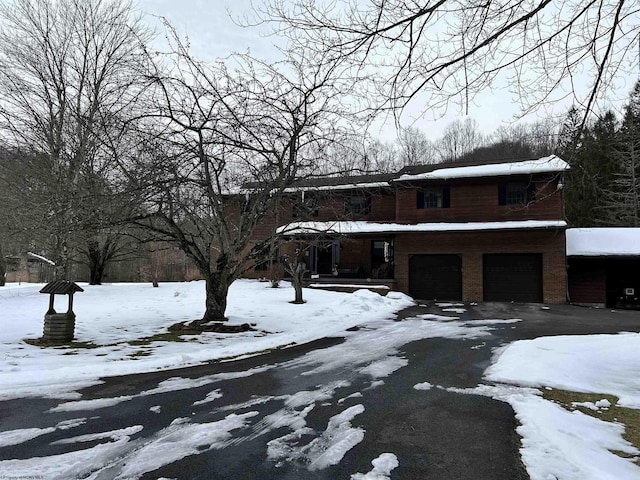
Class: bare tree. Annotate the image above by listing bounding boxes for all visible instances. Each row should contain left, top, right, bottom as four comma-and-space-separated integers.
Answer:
493, 119, 561, 157
397, 126, 437, 165
0, 0, 150, 282
437, 118, 484, 161
259, 1, 638, 129
128, 34, 345, 325
364, 138, 399, 173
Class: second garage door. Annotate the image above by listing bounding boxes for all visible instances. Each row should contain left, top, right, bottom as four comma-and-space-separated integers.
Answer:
483, 253, 543, 302
409, 254, 462, 300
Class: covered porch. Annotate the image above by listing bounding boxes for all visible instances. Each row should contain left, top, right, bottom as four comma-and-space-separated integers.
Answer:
278, 234, 396, 283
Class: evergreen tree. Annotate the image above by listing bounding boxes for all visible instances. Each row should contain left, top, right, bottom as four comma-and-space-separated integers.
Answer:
600, 80, 640, 226
561, 108, 620, 226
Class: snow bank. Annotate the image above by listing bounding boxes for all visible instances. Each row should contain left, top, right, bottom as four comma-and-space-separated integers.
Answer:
485, 333, 640, 408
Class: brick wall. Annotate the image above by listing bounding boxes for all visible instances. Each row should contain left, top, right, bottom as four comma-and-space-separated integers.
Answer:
396, 177, 563, 223
394, 228, 567, 304
286, 190, 396, 223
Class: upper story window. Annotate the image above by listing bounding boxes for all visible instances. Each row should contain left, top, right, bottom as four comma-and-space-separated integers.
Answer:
344, 194, 371, 215
417, 186, 450, 209
498, 181, 536, 206
292, 194, 319, 219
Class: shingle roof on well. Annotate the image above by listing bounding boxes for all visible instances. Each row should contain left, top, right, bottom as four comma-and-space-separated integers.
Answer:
39, 280, 84, 295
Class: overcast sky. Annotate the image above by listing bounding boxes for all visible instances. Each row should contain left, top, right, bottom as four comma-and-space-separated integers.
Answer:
136, 1, 636, 143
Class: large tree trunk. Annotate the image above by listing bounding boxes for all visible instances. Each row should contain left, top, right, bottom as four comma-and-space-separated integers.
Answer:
88, 241, 106, 285
197, 276, 230, 324
89, 263, 105, 285
289, 261, 307, 304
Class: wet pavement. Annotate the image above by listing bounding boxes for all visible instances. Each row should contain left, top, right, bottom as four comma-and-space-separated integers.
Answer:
1, 302, 638, 479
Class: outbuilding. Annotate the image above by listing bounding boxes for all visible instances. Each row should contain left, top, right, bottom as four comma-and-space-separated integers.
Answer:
566, 228, 640, 308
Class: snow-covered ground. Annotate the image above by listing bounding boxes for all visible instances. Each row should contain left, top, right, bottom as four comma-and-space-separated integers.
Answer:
1, 280, 640, 479
0, 279, 414, 400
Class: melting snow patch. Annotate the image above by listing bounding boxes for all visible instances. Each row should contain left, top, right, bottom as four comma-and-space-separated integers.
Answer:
338, 392, 363, 404
413, 382, 433, 391
415, 313, 459, 321
351, 452, 399, 479
51, 425, 143, 445
140, 376, 219, 396
55, 418, 87, 430
285, 381, 350, 408
192, 389, 223, 406
149, 405, 161, 413
359, 356, 408, 378
0, 436, 132, 480
572, 399, 612, 411
0, 427, 56, 447
469, 318, 522, 325
115, 412, 258, 479
442, 308, 466, 314
49, 395, 133, 412
268, 404, 366, 471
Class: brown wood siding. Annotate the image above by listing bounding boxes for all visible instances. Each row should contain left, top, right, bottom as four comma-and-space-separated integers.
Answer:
395, 177, 563, 224
567, 258, 607, 305
394, 229, 566, 304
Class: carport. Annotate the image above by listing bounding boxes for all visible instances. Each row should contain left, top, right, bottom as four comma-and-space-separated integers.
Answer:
567, 228, 640, 308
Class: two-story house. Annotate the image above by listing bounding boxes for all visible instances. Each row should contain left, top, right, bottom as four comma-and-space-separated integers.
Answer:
269, 155, 569, 304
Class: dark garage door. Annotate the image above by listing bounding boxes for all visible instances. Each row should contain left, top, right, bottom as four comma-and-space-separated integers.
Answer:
483, 254, 543, 302
409, 254, 462, 300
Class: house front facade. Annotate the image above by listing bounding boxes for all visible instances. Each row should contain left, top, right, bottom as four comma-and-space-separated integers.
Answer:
265, 155, 569, 304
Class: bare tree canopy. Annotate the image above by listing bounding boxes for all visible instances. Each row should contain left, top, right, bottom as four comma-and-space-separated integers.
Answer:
259, 1, 639, 126
125, 28, 347, 323
0, 0, 151, 281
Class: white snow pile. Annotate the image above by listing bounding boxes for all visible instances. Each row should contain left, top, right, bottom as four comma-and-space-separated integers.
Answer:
485, 333, 640, 408
0, 280, 414, 400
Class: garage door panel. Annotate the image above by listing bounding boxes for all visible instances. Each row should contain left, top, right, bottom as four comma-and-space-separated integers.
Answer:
410, 254, 462, 301
483, 254, 542, 302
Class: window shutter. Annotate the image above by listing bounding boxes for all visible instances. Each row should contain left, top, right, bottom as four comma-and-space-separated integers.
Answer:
498, 183, 507, 205
416, 190, 425, 209
442, 186, 451, 208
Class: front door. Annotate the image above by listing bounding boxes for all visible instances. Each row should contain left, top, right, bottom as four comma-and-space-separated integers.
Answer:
311, 241, 340, 275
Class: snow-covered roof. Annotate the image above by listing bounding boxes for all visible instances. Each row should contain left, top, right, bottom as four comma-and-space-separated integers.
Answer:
27, 252, 55, 265
566, 228, 640, 256
283, 181, 391, 193
395, 155, 569, 182
277, 220, 567, 236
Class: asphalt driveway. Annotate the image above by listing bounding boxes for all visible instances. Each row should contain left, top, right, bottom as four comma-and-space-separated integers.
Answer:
1, 301, 639, 479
